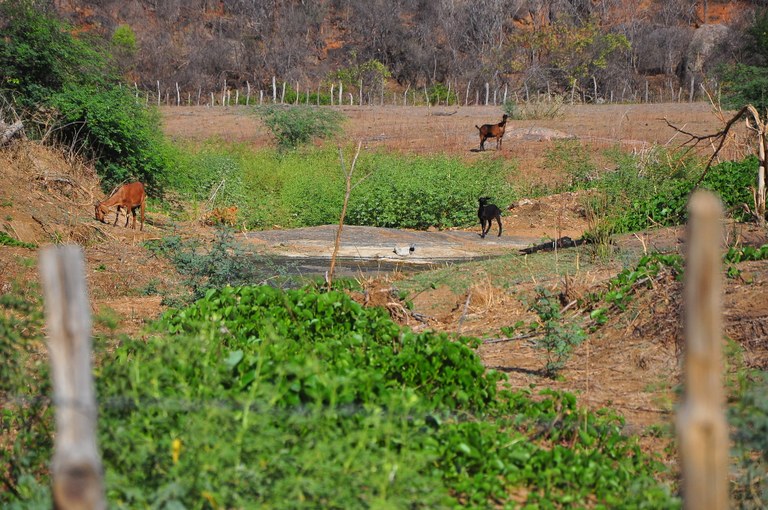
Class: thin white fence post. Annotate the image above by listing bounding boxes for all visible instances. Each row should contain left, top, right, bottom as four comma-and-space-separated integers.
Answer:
280, 82, 286, 104
689, 76, 695, 103
338, 82, 343, 105
272, 76, 277, 103
39, 245, 105, 510
175, 82, 180, 106
246, 81, 251, 106
465, 81, 471, 106
678, 190, 728, 510
156, 80, 161, 107
330, 84, 334, 105
593, 76, 598, 103
484, 82, 489, 105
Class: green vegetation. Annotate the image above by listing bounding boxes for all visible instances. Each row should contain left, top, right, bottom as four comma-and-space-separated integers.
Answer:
256, 105, 344, 150
0, 282, 681, 508
0, 231, 36, 249
730, 370, 768, 508
0, 2, 168, 191
719, 12, 768, 113
504, 94, 566, 120
158, 144, 516, 231
107, 286, 678, 508
145, 228, 285, 302
0, 286, 52, 509
570, 147, 759, 244
529, 287, 586, 376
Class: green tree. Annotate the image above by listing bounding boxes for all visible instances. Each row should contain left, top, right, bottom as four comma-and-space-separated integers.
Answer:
256, 105, 344, 150
0, 0, 109, 111
111, 24, 138, 76
719, 12, 768, 113
0, 2, 168, 192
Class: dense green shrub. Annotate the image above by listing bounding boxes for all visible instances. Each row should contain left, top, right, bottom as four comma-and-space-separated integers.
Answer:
719, 12, 768, 113
730, 371, 768, 508
88, 285, 678, 508
0, 287, 52, 508
256, 105, 344, 150
50, 85, 169, 191
586, 153, 759, 240
0, 3, 169, 193
162, 145, 517, 230
0, 0, 109, 111
346, 153, 517, 230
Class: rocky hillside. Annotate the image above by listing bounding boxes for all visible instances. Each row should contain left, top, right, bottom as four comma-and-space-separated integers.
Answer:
50, 0, 755, 100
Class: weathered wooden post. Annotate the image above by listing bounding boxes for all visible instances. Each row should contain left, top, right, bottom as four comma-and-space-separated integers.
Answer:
678, 190, 728, 510
39, 245, 105, 510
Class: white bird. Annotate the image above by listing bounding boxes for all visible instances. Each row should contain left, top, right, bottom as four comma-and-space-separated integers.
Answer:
393, 244, 415, 256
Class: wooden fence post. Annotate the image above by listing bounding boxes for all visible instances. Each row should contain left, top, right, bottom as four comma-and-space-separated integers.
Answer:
39, 245, 105, 510
678, 190, 728, 510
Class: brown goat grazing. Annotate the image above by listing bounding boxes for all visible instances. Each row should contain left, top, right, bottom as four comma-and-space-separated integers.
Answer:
94, 182, 146, 231
475, 114, 509, 151
478, 196, 502, 238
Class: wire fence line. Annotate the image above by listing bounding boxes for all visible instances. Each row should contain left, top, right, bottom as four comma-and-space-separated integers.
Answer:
134, 75, 716, 109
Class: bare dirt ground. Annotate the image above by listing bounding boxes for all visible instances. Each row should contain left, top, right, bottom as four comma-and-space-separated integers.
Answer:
2, 103, 767, 469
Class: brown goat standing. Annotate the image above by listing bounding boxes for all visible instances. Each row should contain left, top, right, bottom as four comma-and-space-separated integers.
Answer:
475, 114, 509, 151
94, 182, 146, 231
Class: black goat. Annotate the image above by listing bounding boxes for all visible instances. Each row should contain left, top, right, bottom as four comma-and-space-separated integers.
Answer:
478, 197, 502, 238
475, 114, 509, 151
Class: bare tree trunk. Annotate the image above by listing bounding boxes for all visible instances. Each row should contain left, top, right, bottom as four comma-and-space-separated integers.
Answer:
327, 142, 363, 290
748, 105, 767, 226
678, 190, 728, 510
39, 246, 105, 510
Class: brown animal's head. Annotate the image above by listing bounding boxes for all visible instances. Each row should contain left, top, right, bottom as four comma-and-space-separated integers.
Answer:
94, 202, 107, 223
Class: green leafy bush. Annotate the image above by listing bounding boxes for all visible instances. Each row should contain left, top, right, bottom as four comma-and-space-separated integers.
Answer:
0, 3, 170, 193
529, 287, 586, 376
0, 0, 109, 111
718, 12, 768, 113
346, 153, 517, 230
585, 152, 759, 241
87, 285, 678, 508
145, 228, 285, 301
730, 371, 768, 508
543, 138, 597, 189
50, 85, 169, 191
0, 287, 51, 507
256, 105, 344, 150
0, 282, 680, 508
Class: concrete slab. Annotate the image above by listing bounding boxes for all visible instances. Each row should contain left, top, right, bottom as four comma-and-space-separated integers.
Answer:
244, 225, 538, 264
